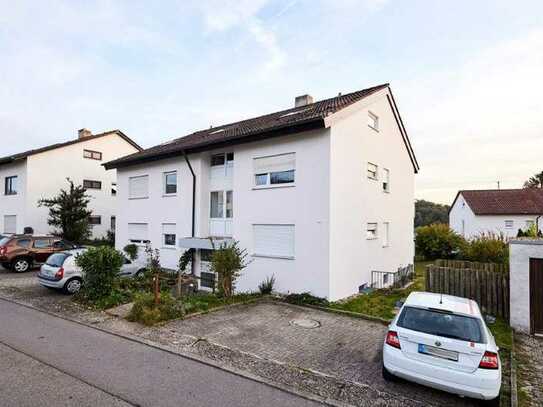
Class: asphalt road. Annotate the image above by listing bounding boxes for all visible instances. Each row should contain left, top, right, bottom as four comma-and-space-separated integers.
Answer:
0, 298, 322, 407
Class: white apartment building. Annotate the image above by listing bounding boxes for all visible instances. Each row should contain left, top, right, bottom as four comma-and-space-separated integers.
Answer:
0, 129, 141, 238
450, 189, 543, 239
106, 84, 419, 300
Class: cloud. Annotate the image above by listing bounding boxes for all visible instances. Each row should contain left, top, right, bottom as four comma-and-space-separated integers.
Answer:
399, 28, 543, 203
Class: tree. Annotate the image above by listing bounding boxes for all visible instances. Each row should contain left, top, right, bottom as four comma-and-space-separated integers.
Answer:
524, 171, 543, 188
414, 200, 450, 227
415, 223, 466, 260
211, 241, 250, 298
38, 179, 92, 243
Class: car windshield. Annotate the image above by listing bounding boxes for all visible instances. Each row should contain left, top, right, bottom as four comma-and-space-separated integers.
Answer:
397, 306, 485, 343
46, 253, 70, 267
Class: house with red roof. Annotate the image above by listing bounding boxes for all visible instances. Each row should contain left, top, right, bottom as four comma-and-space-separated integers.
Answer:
449, 189, 543, 239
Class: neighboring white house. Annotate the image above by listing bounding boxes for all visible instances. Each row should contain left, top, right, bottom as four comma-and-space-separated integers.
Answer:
449, 189, 543, 239
105, 84, 419, 301
0, 129, 142, 238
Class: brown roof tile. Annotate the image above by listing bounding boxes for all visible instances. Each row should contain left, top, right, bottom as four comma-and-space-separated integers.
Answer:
457, 189, 543, 215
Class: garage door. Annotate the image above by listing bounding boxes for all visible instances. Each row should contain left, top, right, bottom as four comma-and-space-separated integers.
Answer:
529, 258, 543, 335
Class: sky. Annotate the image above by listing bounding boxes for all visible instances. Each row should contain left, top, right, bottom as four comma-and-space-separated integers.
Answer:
1, 0, 543, 204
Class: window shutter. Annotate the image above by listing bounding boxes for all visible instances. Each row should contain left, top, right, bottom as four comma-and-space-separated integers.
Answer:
162, 223, 176, 235
128, 223, 148, 241
3, 215, 16, 234
129, 176, 149, 199
253, 224, 295, 258
253, 153, 296, 174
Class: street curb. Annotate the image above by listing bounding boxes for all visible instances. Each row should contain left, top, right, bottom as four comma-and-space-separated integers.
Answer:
0, 295, 348, 407
510, 334, 518, 407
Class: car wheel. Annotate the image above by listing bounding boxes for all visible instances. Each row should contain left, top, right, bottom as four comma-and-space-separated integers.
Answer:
481, 394, 500, 407
382, 364, 397, 382
63, 278, 82, 295
12, 258, 30, 273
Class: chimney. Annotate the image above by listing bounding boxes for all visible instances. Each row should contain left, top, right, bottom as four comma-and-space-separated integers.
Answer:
295, 94, 313, 108
78, 128, 92, 139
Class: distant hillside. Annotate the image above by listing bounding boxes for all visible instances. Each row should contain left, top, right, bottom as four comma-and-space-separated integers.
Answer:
415, 199, 450, 227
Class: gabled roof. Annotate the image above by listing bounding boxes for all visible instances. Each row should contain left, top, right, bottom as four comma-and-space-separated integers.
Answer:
452, 189, 543, 215
0, 130, 142, 167
104, 84, 419, 171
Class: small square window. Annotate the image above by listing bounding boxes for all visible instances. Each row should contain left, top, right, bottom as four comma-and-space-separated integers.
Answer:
83, 149, 102, 160
255, 174, 268, 186
164, 171, 177, 195
505, 220, 514, 229
366, 223, 378, 239
164, 234, 176, 246
367, 163, 378, 180
83, 180, 102, 190
368, 112, 379, 131
4, 176, 17, 195
382, 168, 390, 192
111, 183, 117, 196
211, 154, 225, 166
89, 216, 101, 225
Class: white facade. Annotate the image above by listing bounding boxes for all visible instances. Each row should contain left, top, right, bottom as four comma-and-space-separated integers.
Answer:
509, 240, 543, 333
449, 194, 541, 239
114, 88, 417, 301
0, 131, 140, 238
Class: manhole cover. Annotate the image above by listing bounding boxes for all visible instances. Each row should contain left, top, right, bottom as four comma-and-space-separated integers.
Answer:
289, 318, 320, 329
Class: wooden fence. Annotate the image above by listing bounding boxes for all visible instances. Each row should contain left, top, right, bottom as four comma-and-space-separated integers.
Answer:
434, 259, 509, 273
425, 264, 509, 319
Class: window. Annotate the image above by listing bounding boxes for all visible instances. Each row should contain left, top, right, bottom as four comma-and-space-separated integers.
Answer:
226, 190, 233, 218
366, 223, 378, 239
368, 111, 379, 131
111, 216, 116, 231
83, 180, 102, 190
383, 222, 390, 247
253, 224, 295, 259
83, 149, 102, 160
162, 223, 176, 247
16, 239, 32, 248
34, 239, 52, 249
210, 191, 224, 218
505, 220, 514, 229
111, 183, 117, 196
164, 171, 177, 195
4, 176, 17, 195
128, 223, 149, 244
253, 153, 296, 187
3, 215, 16, 234
211, 154, 225, 166
200, 272, 216, 288
89, 216, 101, 225
367, 163, 378, 180
129, 175, 149, 199
382, 168, 390, 192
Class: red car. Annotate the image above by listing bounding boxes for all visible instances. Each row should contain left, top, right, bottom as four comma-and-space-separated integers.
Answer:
0, 235, 76, 272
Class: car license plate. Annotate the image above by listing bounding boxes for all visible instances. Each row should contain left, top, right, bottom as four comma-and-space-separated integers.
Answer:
418, 344, 458, 361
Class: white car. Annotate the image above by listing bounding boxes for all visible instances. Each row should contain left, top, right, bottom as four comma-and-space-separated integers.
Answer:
382, 291, 501, 406
38, 248, 147, 294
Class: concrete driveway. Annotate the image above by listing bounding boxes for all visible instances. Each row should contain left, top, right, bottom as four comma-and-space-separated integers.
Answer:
0, 263, 39, 280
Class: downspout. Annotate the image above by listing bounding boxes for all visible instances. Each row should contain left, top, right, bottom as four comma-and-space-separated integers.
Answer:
537, 215, 542, 236
182, 151, 197, 278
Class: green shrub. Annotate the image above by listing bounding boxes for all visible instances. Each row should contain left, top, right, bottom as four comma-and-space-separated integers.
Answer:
461, 233, 509, 264
211, 241, 250, 297
75, 246, 124, 302
127, 292, 185, 326
284, 292, 329, 307
415, 223, 466, 260
123, 244, 138, 261
258, 275, 275, 294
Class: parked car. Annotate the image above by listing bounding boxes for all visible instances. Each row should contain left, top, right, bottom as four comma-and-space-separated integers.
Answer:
0, 235, 76, 272
382, 291, 501, 406
37, 249, 147, 294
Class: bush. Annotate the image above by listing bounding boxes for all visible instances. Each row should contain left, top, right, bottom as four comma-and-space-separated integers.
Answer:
284, 292, 329, 307
415, 223, 466, 260
211, 241, 250, 297
127, 292, 185, 326
461, 233, 509, 264
123, 244, 138, 261
75, 246, 124, 302
258, 275, 276, 295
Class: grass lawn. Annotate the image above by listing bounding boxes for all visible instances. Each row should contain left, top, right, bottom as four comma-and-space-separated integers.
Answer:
329, 262, 430, 320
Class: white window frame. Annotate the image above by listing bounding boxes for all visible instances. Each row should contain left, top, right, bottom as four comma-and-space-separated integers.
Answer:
162, 223, 177, 248
163, 171, 177, 196
382, 168, 390, 192
253, 152, 296, 189
383, 222, 390, 247
367, 162, 378, 180
368, 111, 379, 131
504, 220, 514, 229
128, 175, 149, 200
252, 224, 295, 260
366, 223, 378, 240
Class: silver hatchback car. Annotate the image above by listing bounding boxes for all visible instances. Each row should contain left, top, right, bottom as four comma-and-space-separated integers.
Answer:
38, 249, 147, 294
